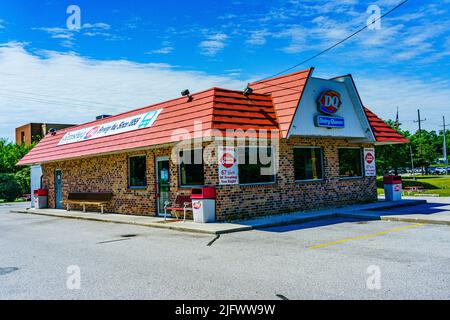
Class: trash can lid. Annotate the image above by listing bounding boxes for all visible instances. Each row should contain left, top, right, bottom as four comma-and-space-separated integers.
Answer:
383, 176, 402, 184
33, 189, 48, 196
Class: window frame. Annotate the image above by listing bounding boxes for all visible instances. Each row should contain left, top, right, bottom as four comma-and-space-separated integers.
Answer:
338, 147, 364, 179
178, 147, 205, 188
237, 145, 277, 186
293, 146, 325, 183
128, 154, 148, 189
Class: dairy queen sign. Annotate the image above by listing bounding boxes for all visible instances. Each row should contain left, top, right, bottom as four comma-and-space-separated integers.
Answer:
315, 90, 345, 129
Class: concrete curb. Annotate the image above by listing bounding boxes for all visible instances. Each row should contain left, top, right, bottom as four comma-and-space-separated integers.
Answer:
380, 216, 450, 226
11, 199, 447, 234
10, 209, 252, 235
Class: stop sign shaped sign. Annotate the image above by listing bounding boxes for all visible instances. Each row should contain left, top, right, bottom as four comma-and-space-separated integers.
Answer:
365, 152, 374, 164
220, 153, 236, 169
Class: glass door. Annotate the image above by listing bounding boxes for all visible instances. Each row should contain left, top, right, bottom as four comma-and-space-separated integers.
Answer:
156, 158, 170, 215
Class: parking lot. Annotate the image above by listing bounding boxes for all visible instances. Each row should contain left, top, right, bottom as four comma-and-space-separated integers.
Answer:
0, 202, 449, 300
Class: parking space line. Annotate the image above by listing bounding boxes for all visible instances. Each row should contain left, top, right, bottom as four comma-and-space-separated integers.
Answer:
308, 223, 425, 249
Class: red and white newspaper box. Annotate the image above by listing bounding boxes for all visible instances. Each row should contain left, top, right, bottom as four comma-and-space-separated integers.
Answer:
191, 187, 216, 223
33, 189, 48, 209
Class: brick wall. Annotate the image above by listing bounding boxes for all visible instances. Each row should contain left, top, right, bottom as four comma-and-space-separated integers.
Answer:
41, 137, 376, 220
212, 137, 377, 220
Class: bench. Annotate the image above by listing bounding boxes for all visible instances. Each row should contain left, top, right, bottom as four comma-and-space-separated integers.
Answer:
65, 192, 113, 214
164, 194, 192, 221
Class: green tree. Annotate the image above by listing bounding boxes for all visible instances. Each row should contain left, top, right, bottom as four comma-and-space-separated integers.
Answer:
375, 120, 411, 175
0, 138, 34, 174
409, 129, 440, 172
0, 138, 36, 201
0, 173, 20, 202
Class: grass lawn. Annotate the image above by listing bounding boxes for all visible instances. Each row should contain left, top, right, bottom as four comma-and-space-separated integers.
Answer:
0, 199, 28, 204
377, 175, 450, 197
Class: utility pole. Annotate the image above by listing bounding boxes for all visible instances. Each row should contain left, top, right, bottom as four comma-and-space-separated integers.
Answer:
410, 144, 416, 180
440, 116, 449, 175
413, 109, 426, 174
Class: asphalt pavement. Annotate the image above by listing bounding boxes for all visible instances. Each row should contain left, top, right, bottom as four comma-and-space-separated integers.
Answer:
1, 203, 449, 299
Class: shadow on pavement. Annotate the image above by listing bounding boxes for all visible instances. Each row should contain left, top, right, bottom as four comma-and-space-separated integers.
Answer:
257, 217, 372, 233
369, 202, 450, 215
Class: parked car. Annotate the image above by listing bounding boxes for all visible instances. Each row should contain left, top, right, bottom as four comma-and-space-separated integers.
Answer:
435, 167, 447, 175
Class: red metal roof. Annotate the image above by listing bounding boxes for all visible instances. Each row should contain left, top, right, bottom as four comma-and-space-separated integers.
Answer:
364, 107, 410, 144
18, 88, 279, 165
250, 68, 313, 137
18, 69, 408, 165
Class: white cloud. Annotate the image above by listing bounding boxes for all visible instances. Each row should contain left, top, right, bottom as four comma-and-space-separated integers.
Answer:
356, 75, 450, 132
82, 22, 111, 30
35, 22, 116, 46
148, 47, 174, 54
0, 19, 5, 29
199, 33, 228, 56
0, 42, 245, 142
246, 30, 270, 46
147, 41, 174, 54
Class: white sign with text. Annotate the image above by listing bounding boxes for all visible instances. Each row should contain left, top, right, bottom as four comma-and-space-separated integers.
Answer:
58, 109, 162, 145
218, 146, 239, 185
364, 148, 376, 177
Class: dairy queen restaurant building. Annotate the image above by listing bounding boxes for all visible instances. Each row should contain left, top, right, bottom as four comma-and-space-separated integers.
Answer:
19, 68, 408, 221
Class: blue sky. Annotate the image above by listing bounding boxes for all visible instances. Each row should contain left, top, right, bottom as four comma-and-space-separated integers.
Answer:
0, 0, 449, 141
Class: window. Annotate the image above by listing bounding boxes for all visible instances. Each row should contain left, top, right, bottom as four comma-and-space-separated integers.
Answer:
129, 155, 147, 188
179, 149, 204, 186
20, 131, 25, 144
293, 147, 324, 181
339, 148, 362, 177
238, 146, 276, 184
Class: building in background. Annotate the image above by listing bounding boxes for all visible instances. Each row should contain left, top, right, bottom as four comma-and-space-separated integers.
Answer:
15, 123, 76, 145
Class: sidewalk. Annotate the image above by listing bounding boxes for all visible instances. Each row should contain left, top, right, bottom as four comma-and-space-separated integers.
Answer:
11, 198, 444, 234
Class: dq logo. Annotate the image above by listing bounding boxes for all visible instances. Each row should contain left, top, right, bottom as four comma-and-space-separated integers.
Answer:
193, 201, 202, 210
84, 126, 101, 140
317, 90, 342, 115
220, 153, 236, 169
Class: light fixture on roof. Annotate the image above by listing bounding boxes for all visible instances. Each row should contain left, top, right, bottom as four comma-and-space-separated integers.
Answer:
181, 89, 193, 102
49, 128, 57, 136
243, 85, 253, 97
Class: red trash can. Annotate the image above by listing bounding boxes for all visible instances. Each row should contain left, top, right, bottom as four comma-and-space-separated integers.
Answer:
33, 189, 48, 209
383, 176, 402, 201
191, 187, 216, 223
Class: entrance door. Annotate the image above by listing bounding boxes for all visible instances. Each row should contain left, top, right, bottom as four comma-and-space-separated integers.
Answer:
55, 169, 63, 209
156, 158, 170, 215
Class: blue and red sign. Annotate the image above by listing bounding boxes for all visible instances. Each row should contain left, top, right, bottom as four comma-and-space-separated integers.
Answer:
317, 90, 342, 115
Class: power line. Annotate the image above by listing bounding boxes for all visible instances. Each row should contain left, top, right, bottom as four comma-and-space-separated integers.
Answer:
258, 0, 409, 82
0, 88, 129, 109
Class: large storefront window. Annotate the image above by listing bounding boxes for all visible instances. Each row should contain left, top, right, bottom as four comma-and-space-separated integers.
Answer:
293, 147, 324, 181
129, 155, 147, 188
238, 146, 276, 184
179, 149, 205, 186
339, 148, 362, 177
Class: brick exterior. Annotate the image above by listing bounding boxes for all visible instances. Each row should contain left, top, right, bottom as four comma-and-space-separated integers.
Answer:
41, 137, 376, 221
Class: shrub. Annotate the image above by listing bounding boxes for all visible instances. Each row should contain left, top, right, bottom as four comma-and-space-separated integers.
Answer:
0, 173, 21, 202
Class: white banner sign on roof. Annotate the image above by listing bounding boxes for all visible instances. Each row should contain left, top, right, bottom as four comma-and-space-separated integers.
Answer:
58, 109, 162, 145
